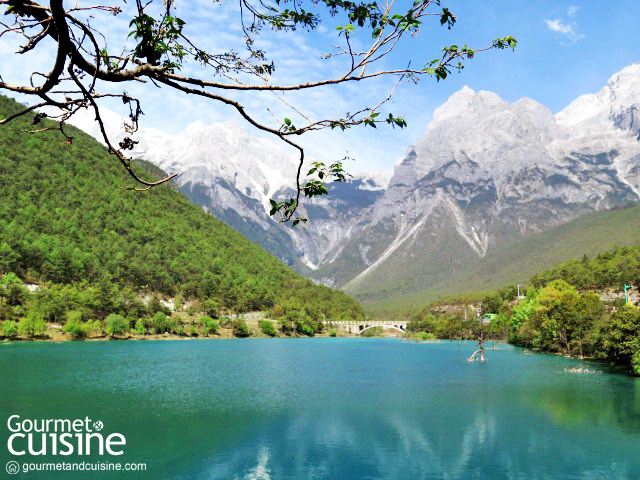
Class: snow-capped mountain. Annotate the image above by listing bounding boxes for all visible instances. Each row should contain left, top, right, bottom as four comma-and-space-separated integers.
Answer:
68, 107, 386, 271
70, 62, 640, 301
330, 63, 640, 298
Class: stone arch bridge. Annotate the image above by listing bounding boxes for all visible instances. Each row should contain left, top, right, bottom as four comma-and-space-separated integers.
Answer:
324, 320, 408, 335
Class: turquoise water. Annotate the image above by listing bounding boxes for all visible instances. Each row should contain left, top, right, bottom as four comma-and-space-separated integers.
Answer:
1, 339, 639, 479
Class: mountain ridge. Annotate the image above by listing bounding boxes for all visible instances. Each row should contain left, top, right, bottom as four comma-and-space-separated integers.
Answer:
67, 62, 640, 304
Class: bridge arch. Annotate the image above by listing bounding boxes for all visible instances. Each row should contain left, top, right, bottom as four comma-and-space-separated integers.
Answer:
360, 324, 405, 335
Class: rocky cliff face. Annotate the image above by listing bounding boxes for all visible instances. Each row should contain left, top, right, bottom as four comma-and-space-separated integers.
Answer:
70, 63, 640, 301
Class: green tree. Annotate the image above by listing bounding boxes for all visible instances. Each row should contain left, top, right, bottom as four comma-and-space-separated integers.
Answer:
134, 319, 145, 335
173, 294, 184, 312
199, 316, 220, 336
62, 310, 90, 338
1, 320, 18, 338
63, 319, 88, 339
509, 291, 540, 345
65, 310, 86, 325
147, 296, 170, 316
534, 280, 580, 353
18, 310, 47, 338
408, 313, 437, 334
481, 293, 503, 315
594, 306, 640, 373
85, 320, 103, 337
29, 286, 67, 323
104, 314, 129, 337
199, 299, 220, 318
151, 312, 165, 333
0, 273, 26, 307
0, 243, 18, 274
570, 293, 603, 357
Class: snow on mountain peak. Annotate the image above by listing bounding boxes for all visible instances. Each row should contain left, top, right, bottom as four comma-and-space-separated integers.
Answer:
431, 87, 505, 124
556, 62, 640, 133
67, 105, 298, 207
389, 87, 560, 185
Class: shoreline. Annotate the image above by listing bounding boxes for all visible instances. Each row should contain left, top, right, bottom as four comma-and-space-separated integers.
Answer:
1, 335, 400, 344
1, 329, 403, 343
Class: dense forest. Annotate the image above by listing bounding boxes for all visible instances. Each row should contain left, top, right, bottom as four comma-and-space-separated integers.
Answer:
0, 95, 363, 338
408, 245, 640, 374
530, 245, 640, 290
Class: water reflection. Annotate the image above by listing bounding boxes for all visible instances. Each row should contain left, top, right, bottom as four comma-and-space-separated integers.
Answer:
525, 366, 640, 434
203, 404, 638, 479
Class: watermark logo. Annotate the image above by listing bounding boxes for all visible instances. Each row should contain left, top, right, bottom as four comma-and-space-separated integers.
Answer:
6, 415, 125, 456
5, 460, 19, 474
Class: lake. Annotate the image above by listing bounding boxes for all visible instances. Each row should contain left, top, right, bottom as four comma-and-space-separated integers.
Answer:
1, 339, 639, 479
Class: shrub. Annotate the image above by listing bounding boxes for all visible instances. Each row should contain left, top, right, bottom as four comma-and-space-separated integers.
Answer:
232, 320, 250, 338
329, 328, 337, 337
259, 320, 276, 337
418, 332, 436, 340
361, 326, 384, 337
199, 316, 219, 335
84, 320, 103, 337
62, 310, 92, 339
63, 320, 88, 339
297, 322, 315, 336
104, 314, 128, 337
134, 319, 145, 335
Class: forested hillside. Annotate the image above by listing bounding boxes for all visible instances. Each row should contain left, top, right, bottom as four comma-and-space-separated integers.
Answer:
0, 95, 363, 336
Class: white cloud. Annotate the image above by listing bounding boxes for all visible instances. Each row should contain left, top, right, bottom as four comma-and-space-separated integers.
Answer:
544, 18, 585, 43
568, 6, 579, 16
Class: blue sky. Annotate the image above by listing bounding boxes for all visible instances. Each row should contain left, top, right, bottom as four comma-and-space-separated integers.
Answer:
1, 0, 639, 172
